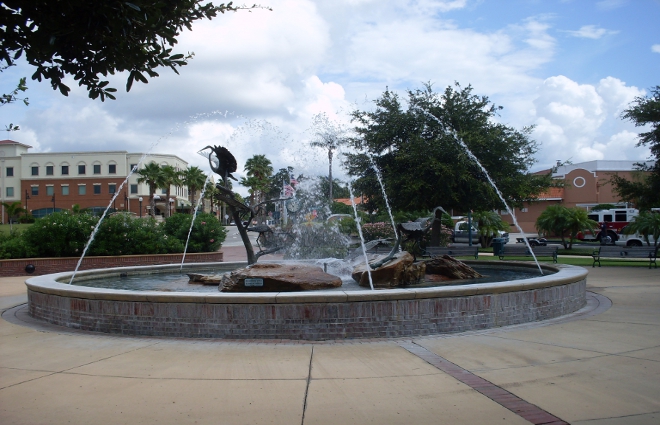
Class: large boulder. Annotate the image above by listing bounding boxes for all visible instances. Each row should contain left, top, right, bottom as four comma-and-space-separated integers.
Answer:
424, 255, 483, 280
219, 263, 342, 292
352, 251, 426, 289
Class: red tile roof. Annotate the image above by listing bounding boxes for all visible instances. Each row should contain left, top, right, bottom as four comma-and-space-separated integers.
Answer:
536, 187, 564, 200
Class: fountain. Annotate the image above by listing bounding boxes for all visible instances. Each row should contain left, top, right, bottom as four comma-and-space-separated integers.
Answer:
25, 143, 588, 340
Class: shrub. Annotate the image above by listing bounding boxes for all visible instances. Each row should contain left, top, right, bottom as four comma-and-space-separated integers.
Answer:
22, 211, 99, 257
89, 214, 183, 256
0, 230, 36, 259
361, 222, 396, 241
162, 212, 227, 253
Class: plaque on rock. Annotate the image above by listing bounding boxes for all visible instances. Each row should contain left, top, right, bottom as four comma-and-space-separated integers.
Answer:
244, 278, 264, 287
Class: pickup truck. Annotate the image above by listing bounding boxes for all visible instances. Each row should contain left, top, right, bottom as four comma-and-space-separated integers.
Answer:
615, 226, 657, 247
452, 221, 509, 245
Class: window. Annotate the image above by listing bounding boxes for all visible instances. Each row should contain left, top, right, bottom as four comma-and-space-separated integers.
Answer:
62, 165, 69, 175
109, 183, 117, 194
603, 214, 613, 222
130, 184, 138, 194
130, 164, 138, 172
93, 164, 101, 174
46, 165, 54, 175
108, 164, 117, 174
78, 165, 86, 175
31, 186, 39, 196
61, 185, 69, 196
93, 185, 101, 195
31, 166, 38, 176
78, 185, 86, 195
6, 187, 13, 197
161, 188, 167, 195
6, 167, 13, 177
46, 186, 54, 196
615, 211, 627, 222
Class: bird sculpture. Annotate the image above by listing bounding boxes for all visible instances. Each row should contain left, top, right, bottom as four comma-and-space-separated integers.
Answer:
202, 145, 238, 185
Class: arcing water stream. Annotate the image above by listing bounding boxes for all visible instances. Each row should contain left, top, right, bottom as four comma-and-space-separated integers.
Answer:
348, 183, 375, 290
422, 111, 544, 275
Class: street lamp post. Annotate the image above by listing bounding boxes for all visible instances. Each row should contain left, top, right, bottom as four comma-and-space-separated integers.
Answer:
124, 192, 128, 212
169, 198, 174, 216
138, 197, 143, 218
51, 194, 56, 214
25, 190, 30, 211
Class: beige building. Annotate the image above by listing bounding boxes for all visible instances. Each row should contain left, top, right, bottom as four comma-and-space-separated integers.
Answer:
502, 160, 654, 233
0, 140, 192, 222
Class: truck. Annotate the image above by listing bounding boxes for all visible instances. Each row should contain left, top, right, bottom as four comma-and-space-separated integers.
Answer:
452, 220, 509, 246
578, 207, 639, 243
615, 208, 659, 247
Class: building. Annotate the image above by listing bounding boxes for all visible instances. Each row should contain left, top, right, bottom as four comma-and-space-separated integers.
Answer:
502, 160, 654, 233
0, 140, 191, 223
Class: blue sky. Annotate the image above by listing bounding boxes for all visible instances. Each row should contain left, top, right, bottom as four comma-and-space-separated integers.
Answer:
2, 0, 659, 190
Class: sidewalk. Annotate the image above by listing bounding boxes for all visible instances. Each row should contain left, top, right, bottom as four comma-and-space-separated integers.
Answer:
1, 267, 659, 424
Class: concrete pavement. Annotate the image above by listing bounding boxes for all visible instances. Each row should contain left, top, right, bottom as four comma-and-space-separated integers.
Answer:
1, 267, 659, 424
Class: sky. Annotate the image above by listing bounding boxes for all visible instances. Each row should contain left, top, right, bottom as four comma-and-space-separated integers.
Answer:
2, 0, 659, 196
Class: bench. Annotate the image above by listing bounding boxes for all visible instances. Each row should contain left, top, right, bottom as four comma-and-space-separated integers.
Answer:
516, 237, 547, 247
498, 245, 558, 263
423, 246, 479, 259
592, 246, 658, 269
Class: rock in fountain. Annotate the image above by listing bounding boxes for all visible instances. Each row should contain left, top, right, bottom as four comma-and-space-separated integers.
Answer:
219, 263, 342, 292
352, 251, 426, 288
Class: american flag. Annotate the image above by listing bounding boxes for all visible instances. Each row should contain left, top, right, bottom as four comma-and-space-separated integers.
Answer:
284, 184, 295, 197
290, 174, 298, 187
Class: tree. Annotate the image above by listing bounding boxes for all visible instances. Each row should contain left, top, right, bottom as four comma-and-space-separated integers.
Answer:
2, 201, 25, 230
241, 154, 273, 210
1, 75, 28, 131
181, 166, 207, 213
0, 1, 265, 101
625, 210, 660, 247
136, 162, 162, 218
610, 86, 660, 209
309, 113, 349, 202
471, 210, 510, 248
536, 205, 598, 249
159, 165, 182, 218
345, 83, 553, 214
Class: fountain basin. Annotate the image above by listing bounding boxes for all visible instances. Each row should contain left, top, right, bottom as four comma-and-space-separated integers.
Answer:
26, 261, 587, 340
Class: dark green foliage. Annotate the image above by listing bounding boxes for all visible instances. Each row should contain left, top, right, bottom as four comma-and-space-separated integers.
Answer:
345, 83, 553, 213
162, 212, 226, 253
0, 1, 253, 100
89, 214, 183, 256
0, 230, 36, 259
1, 211, 227, 258
610, 86, 660, 209
331, 201, 353, 215
22, 211, 98, 257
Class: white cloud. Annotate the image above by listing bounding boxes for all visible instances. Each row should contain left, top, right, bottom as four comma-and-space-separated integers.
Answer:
565, 25, 618, 39
530, 76, 647, 168
652, 44, 660, 53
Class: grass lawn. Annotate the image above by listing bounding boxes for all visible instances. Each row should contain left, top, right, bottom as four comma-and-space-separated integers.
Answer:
0, 223, 33, 234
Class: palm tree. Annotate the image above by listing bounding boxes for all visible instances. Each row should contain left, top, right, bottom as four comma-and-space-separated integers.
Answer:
241, 155, 273, 224
136, 162, 162, 218
181, 166, 207, 214
2, 201, 26, 231
625, 210, 660, 246
241, 155, 273, 204
536, 205, 598, 249
160, 165, 182, 218
309, 113, 349, 202
471, 210, 510, 248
